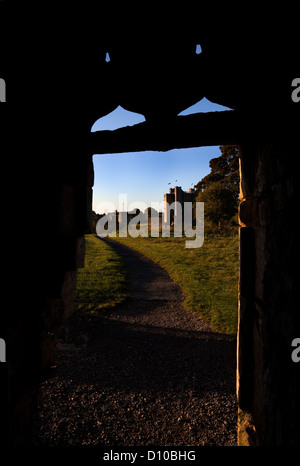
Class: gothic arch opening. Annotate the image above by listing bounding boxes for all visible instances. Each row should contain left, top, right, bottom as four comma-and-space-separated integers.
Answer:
91, 106, 145, 132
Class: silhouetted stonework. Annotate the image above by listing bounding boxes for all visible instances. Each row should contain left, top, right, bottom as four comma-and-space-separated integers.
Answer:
164, 186, 199, 223
237, 140, 298, 445
1, 3, 299, 446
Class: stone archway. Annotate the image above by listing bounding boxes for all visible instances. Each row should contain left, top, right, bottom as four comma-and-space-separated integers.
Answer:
2, 3, 299, 446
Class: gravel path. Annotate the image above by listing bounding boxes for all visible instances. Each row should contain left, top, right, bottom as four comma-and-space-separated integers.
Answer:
33, 237, 237, 446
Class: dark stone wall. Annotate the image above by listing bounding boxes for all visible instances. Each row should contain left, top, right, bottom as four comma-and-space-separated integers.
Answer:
237, 127, 299, 445
4, 135, 93, 445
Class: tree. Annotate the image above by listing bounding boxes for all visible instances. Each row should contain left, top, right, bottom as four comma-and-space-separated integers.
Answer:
195, 145, 240, 232
197, 185, 237, 225
195, 145, 240, 205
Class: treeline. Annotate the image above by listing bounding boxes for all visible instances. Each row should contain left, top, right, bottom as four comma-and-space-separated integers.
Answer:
194, 145, 240, 234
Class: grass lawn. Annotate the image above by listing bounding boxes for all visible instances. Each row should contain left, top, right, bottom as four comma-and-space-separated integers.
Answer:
75, 233, 239, 335
75, 234, 128, 313
110, 233, 239, 335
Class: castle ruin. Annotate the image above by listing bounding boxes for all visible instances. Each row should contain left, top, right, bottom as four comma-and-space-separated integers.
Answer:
164, 186, 199, 224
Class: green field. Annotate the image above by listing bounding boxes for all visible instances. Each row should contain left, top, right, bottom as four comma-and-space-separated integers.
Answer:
76, 233, 239, 335
75, 235, 128, 312
110, 234, 239, 335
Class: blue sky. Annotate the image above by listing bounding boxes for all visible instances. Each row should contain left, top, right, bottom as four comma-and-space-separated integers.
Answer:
91, 98, 230, 214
